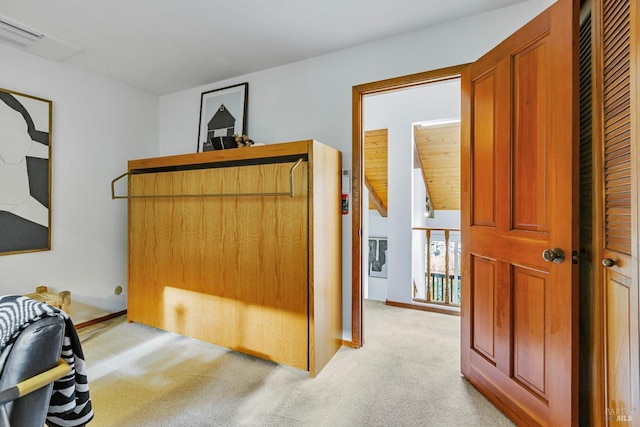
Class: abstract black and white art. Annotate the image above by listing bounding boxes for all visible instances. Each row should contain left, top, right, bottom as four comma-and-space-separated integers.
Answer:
0, 88, 52, 255
368, 237, 388, 279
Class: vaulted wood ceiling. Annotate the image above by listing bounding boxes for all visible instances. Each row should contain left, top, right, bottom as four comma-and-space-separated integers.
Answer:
364, 129, 388, 217
414, 121, 461, 210
364, 122, 460, 217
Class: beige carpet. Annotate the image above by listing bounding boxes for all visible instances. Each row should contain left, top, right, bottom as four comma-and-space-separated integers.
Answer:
79, 300, 513, 426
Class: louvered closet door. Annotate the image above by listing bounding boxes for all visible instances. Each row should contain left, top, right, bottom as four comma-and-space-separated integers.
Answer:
595, 0, 640, 423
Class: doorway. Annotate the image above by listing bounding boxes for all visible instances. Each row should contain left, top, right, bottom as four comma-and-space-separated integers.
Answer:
361, 81, 462, 311
351, 65, 467, 347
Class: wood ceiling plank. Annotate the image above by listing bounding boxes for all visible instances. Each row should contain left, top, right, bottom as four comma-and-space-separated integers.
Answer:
364, 129, 388, 216
414, 122, 461, 210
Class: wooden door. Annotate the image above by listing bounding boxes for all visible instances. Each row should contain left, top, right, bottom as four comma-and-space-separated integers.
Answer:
460, 0, 578, 425
592, 0, 640, 424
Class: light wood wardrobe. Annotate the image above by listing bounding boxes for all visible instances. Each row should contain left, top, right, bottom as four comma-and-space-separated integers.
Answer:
122, 140, 342, 377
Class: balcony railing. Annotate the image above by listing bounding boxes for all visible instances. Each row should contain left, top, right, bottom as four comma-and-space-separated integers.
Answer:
412, 227, 461, 311
429, 272, 461, 305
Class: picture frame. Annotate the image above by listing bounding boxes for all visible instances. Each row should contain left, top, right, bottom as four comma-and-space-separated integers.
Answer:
197, 82, 248, 152
368, 237, 388, 279
0, 87, 52, 255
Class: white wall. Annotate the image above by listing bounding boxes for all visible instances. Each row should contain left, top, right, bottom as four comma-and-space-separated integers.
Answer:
413, 169, 428, 299
0, 44, 158, 321
158, 0, 554, 341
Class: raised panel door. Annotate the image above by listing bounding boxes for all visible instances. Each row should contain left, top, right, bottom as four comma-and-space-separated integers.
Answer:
461, 0, 578, 425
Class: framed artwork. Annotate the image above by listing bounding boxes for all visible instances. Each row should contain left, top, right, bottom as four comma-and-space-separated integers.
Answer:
0, 87, 52, 255
197, 82, 248, 152
368, 237, 388, 278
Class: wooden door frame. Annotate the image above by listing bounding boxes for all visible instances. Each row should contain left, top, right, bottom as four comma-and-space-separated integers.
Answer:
351, 64, 468, 347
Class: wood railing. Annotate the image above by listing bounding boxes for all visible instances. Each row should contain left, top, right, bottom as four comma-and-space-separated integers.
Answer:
429, 273, 461, 305
412, 227, 461, 309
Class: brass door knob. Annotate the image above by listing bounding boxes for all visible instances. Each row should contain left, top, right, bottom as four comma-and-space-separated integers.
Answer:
601, 258, 616, 268
542, 248, 565, 263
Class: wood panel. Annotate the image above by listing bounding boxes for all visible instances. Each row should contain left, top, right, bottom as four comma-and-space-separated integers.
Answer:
471, 255, 496, 361
127, 140, 342, 376
605, 272, 634, 425
513, 265, 549, 400
128, 140, 312, 170
309, 141, 343, 376
471, 72, 496, 227
602, 0, 632, 255
129, 161, 310, 370
414, 121, 461, 210
364, 129, 388, 216
512, 39, 550, 232
461, 1, 578, 424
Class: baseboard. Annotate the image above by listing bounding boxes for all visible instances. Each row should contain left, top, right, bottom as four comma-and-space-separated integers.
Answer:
341, 340, 359, 348
76, 310, 127, 329
385, 300, 461, 317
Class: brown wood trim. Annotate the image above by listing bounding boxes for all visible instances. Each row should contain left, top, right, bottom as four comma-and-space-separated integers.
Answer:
590, 0, 607, 423
353, 65, 470, 97
462, 373, 541, 426
460, 65, 472, 378
412, 297, 461, 309
75, 310, 127, 330
341, 340, 359, 348
387, 299, 461, 317
128, 140, 312, 170
351, 86, 364, 349
351, 64, 469, 349
364, 176, 387, 217
412, 227, 461, 231
632, 0, 640, 421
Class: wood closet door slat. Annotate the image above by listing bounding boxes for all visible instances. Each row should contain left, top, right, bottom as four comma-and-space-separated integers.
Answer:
603, 0, 632, 254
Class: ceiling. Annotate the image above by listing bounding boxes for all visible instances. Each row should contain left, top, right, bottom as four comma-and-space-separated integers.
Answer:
0, 0, 527, 95
364, 123, 461, 217
414, 121, 461, 210
364, 129, 389, 216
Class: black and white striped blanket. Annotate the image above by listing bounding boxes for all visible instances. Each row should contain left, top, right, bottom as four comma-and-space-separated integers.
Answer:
0, 295, 93, 427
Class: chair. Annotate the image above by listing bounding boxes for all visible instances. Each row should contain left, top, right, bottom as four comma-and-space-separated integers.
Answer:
0, 316, 70, 427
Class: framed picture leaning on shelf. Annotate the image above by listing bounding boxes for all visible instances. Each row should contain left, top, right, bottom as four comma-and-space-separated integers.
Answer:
197, 82, 248, 152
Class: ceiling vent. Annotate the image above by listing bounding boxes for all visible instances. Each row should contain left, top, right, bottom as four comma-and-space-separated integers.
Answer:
0, 18, 43, 49
0, 16, 81, 61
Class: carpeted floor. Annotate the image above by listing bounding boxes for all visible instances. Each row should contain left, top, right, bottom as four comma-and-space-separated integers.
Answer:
79, 300, 513, 426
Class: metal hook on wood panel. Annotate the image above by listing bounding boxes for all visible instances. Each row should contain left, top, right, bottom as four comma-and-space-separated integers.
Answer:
111, 158, 304, 200
111, 172, 130, 200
